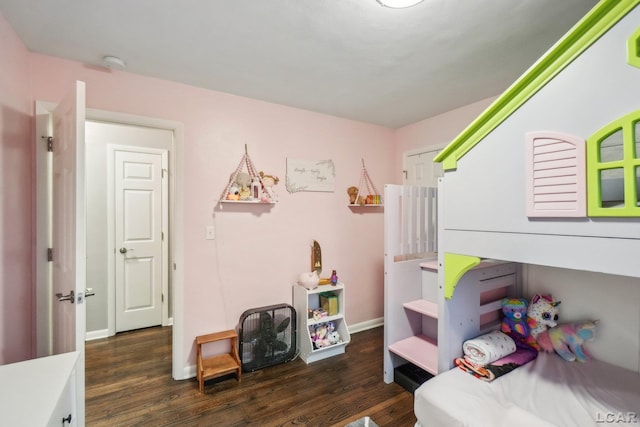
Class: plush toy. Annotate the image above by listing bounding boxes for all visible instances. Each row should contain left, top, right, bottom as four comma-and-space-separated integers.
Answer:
500, 298, 531, 343
226, 185, 240, 200
328, 331, 341, 345
536, 321, 597, 362
527, 294, 561, 339
298, 271, 320, 290
235, 172, 251, 191
347, 186, 359, 204
238, 187, 251, 200
259, 171, 279, 202
357, 195, 367, 206
313, 324, 330, 348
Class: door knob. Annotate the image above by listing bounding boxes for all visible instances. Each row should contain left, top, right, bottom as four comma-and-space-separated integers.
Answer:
56, 290, 75, 304
119, 247, 127, 254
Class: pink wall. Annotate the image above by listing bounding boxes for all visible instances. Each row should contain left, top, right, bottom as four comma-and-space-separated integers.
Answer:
0, 13, 34, 364
0, 13, 501, 369
28, 53, 394, 368
392, 96, 498, 181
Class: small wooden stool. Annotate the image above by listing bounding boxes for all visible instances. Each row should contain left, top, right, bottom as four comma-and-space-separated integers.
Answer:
195, 330, 241, 392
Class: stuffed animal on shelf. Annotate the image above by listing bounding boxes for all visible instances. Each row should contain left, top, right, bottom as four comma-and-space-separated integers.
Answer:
328, 331, 341, 345
259, 171, 279, 202
313, 324, 330, 348
500, 298, 531, 343
298, 271, 320, 290
347, 186, 359, 204
536, 321, 597, 362
235, 172, 251, 192
226, 185, 240, 200
527, 294, 561, 339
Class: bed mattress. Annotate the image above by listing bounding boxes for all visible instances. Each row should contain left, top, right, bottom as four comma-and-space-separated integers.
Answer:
414, 353, 640, 427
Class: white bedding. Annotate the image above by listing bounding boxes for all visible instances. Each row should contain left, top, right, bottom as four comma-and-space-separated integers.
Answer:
414, 353, 640, 427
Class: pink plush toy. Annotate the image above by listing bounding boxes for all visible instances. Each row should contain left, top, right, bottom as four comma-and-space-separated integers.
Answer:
536, 321, 597, 362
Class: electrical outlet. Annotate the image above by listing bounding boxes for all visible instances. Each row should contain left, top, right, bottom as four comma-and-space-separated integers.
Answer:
206, 225, 215, 240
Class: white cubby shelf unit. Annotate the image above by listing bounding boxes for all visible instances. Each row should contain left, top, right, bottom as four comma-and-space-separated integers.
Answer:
293, 283, 351, 364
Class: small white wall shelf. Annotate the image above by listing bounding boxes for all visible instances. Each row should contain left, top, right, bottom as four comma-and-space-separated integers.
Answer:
218, 144, 277, 207
293, 283, 351, 364
349, 158, 383, 207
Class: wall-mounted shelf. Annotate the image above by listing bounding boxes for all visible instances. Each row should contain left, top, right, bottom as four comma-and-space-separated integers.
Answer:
218, 144, 277, 207
349, 158, 383, 207
219, 200, 275, 205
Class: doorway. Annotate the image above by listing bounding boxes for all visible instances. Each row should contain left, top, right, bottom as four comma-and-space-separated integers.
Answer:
85, 121, 172, 336
35, 104, 187, 380
402, 145, 445, 187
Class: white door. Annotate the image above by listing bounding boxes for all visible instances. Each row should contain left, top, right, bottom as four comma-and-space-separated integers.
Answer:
113, 147, 167, 332
404, 147, 443, 187
51, 80, 86, 424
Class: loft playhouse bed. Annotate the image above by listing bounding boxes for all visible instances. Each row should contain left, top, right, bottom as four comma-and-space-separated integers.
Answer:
410, 2, 640, 426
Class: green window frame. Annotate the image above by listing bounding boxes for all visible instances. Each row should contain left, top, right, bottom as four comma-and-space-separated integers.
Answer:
587, 110, 640, 217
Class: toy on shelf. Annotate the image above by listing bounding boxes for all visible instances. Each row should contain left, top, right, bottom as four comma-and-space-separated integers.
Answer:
219, 144, 276, 207
298, 271, 320, 290
258, 171, 279, 202
527, 294, 561, 340
310, 240, 333, 285
310, 321, 342, 349
349, 158, 382, 206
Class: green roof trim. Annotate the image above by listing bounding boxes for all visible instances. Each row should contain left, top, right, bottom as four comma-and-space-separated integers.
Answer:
434, 0, 640, 171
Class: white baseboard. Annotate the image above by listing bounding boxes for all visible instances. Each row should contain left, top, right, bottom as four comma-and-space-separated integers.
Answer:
85, 329, 110, 341
349, 317, 384, 334
86, 319, 173, 342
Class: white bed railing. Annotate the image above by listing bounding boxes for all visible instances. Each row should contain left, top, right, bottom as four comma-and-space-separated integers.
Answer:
384, 185, 437, 260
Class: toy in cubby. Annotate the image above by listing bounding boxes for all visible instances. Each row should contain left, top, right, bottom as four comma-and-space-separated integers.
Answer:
309, 321, 342, 350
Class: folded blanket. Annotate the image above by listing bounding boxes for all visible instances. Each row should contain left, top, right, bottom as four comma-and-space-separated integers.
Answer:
463, 331, 516, 365
456, 339, 538, 382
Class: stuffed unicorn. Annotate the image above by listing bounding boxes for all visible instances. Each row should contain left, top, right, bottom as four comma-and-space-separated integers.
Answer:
527, 294, 561, 339
536, 321, 597, 362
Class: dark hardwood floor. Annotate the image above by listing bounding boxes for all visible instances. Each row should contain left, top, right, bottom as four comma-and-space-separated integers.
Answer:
85, 326, 416, 427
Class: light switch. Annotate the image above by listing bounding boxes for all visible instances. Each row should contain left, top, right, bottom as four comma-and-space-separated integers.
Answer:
206, 225, 215, 240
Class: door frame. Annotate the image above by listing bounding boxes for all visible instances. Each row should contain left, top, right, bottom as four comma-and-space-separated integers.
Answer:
107, 144, 170, 335
35, 104, 187, 380
402, 144, 447, 185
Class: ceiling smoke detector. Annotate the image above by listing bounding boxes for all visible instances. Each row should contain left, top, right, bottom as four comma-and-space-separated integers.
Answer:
377, 0, 424, 8
102, 55, 126, 69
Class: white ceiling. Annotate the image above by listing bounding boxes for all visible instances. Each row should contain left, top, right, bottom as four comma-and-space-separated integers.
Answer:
0, 0, 598, 128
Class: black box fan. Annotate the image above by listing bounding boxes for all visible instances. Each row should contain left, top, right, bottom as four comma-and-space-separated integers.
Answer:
239, 303, 297, 372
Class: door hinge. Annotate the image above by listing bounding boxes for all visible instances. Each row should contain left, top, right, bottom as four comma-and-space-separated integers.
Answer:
161, 293, 164, 303
42, 136, 53, 152
161, 231, 164, 241
47, 248, 53, 262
